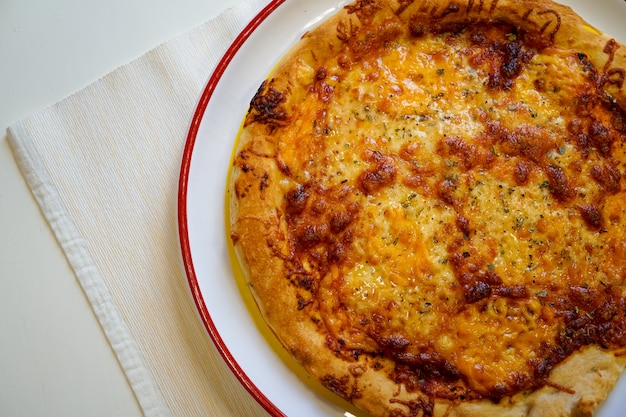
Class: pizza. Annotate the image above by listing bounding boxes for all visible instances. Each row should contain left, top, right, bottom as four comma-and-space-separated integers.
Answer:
227, 0, 626, 416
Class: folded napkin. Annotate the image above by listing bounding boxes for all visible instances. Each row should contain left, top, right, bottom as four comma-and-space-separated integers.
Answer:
7, 0, 271, 416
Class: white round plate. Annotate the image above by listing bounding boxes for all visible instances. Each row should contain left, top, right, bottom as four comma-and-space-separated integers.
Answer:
178, 1, 626, 416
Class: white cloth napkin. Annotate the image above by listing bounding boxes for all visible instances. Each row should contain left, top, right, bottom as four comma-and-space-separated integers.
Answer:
6, 0, 271, 416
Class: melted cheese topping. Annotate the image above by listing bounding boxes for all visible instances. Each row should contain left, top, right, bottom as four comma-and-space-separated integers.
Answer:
240, 20, 626, 399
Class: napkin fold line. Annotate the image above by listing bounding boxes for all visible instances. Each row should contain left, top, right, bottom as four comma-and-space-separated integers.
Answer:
7, 122, 173, 417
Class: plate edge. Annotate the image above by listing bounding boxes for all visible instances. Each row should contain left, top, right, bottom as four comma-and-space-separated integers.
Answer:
177, 1, 287, 416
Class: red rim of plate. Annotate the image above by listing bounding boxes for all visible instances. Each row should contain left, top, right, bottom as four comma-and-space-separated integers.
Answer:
177, 1, 286, 416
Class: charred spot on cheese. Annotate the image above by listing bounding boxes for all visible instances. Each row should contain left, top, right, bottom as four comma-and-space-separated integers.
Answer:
514, 160, 532, 185
232, 3, 626, 408
358, 152, 397, 194
469, 27, 538, 90
577, 204, 604, 230
590, 163, 622, 194
285, 186, 309, 215
283, 183, 360, 277
438, 136, 496, 170
544, 164, 574, 202
330, 210, 354, 233
245, 80, 288, 128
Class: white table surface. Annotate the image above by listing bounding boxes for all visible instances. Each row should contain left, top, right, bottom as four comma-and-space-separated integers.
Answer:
0, 1, 241, 416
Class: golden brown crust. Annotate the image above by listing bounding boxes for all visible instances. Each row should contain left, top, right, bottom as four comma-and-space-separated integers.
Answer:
229, 1, 626, 416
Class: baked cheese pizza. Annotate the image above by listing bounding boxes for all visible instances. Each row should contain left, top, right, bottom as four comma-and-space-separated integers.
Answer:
228, 0, 626, 416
